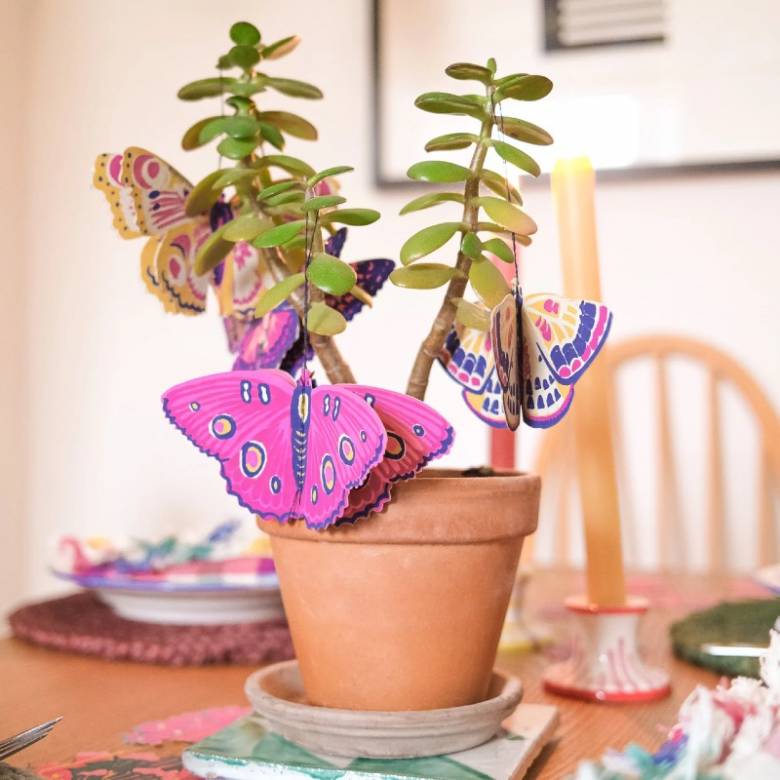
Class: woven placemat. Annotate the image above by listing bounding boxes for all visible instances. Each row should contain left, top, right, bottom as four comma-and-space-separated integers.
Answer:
8, 593, 293, 666
670, 598, 780, 678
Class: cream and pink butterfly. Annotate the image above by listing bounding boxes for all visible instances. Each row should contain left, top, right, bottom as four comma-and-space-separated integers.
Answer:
93, 147, 264, 318
163, 369, 454, 529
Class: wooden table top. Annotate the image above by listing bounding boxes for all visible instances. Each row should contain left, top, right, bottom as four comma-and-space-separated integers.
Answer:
0, 570, 765, 779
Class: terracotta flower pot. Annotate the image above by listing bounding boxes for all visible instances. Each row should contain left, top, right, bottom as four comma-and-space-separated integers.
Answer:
260, 469, 540, 712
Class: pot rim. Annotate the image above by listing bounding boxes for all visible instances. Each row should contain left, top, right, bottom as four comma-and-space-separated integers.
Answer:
259, 468, 540, 545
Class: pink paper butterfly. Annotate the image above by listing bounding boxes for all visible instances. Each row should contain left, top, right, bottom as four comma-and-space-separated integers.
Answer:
162, 370, 454, 529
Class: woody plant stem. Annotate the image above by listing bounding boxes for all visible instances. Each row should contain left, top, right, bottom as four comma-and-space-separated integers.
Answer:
405, 110, 494, 400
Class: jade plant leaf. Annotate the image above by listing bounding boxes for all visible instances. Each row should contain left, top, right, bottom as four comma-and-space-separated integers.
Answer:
455, 299, 491, 331
255, 154, 316, 178
308, 166, 354, 187
475, 197, 537, 235
482, 237, 515, 264
308, 253, 357, 295
306, 302, 347, 335
257, 180, 301, 199
265, 77, 323, 99
460, 232, 482, 260
319, 209, 380, 226
255, 273, 305, 317
414, 92, 487, 119
252, 220, 305, 248
492, 140, 541, 177
194, 225, 233, 275
230, 21, 261, 46
262, 35, 301, 60
181, 116, 222, 150
223, 215, 269, 242
199, 116, 258, 144
228, 44, 260, 69
178, 77, 234, 100
424, 132, 479, 152
480, 170, 522, 204
258, 122, 285, 150
400, 222, 461, 265
497, 117, 553, 146
258, 111, 317, 140
391, 264, 462, 289
217, 136, 257, 160
496, 74, 553, 102
469, 258, 510, 307
399, 192, 464, 215
212, 168, 257, 190
303, 195, 346, 211
407, 161, 470, 184
264, 191, 305, 207
444, 62, 493, 85
185, 170, 225, 217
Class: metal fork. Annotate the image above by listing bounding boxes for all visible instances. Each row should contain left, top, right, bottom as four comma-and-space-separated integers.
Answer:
0, 717, 62, 761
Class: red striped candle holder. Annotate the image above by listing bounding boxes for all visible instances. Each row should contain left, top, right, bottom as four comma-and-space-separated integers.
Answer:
543, 595, 671, 703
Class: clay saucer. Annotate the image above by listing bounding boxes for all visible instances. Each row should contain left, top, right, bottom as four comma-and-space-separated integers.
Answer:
244, 660, 523, 759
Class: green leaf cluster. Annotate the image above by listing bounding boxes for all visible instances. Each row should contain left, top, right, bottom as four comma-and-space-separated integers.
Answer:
393, 58, 553, 324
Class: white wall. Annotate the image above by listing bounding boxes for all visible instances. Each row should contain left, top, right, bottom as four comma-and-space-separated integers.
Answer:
1, 0, 778, 613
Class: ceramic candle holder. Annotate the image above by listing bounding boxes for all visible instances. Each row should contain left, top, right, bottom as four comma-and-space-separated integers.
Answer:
543, 595, 671, 703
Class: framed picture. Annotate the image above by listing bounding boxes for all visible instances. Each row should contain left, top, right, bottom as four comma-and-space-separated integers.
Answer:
372, 0, 780, 186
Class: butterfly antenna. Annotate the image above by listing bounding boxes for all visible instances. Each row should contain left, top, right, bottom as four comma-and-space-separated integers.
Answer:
491, 96, 521, 292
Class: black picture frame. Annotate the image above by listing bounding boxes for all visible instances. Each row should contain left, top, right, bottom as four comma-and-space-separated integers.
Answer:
371, 0, 780, 189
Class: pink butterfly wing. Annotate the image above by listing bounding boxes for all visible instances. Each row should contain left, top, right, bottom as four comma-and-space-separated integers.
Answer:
93, 153, 141, 238
232, 303, 299, 371
226, 241, 266, 318
299, 386, 387, 529
162, 370, 300, 520
337, 386, 455, 523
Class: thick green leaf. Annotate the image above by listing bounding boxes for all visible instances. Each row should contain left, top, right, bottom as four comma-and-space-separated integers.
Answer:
303, 195, 346, 211
424, 132, 479, 152
227, 79, 266, 98
265, 77, 323, 99
308, 253, 357, 295
306, 301, 347, 335
258, 111, 317, 140
226, 95, 253, 114
217, 136, 257, 160
264, 191, 305, 207
456, 299, 491, 331
257, 180, 301, 199
252, 220, 305, 248
414, 92, 487, 119
258, 122, 285, 150
216, 54, 233, 70
229, 45, 260, 69
199, 116, 257, 144
460, 232, 482, 260
319, 208, 380, 226
230, 21, 261, 46
480, 170, 522, 204
181, 116, 222, 150
407, 161, 470, 184
469, 258, 511, 307
223, 215, 269, 242
400, 222, 461, 265
255, 273, 306, 317
212, 168, 257, 190
492, 140, 541, 177
194, 225, 232, 275
482, 237, 515, 263
497, 117, 553, 145
445, 62, 492, 85
486, 57, 497, 75
185, 170, 224, 217
391, 264, 460, 290
496, 74, 553, 102
477, 223, 533, 247
475, 197, 537, 235
494, 73, 528, 87
177, 77, 234, 100
262, 35, 300, 60
308, 166, 353, 188
399, 192, 464, 215
255, 154, 315, 177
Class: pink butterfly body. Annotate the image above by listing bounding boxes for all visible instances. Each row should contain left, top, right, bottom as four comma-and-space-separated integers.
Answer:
163, 370, 454, 529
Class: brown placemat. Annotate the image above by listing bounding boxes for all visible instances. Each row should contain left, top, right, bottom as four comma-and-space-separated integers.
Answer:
8, 593, 293, 666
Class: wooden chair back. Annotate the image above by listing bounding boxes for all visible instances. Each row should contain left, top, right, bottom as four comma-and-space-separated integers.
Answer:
531, 335, 780, 571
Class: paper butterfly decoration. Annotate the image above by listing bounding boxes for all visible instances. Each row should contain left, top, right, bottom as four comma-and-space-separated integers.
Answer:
225, 228, 394, 374
491, 284, 613, 430
94, 147, 264, 317
163, 369, 453, 529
